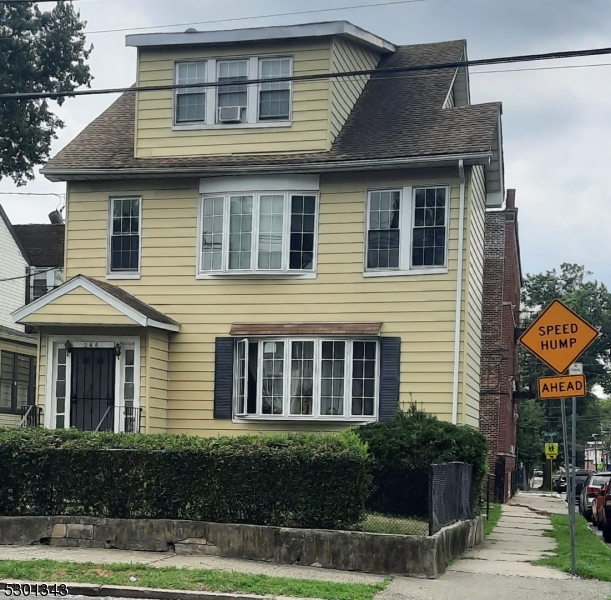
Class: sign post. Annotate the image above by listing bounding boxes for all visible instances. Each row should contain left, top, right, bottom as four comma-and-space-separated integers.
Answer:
519, 300, 600, 578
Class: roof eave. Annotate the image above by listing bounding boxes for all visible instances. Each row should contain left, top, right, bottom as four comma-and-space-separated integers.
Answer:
41, 152, 493, 182
126, 21, 396, 54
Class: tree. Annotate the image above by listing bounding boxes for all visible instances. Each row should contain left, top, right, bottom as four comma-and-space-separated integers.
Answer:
518, 263, 611, 484
0, 1, 92, 184
516, 399, 544, 484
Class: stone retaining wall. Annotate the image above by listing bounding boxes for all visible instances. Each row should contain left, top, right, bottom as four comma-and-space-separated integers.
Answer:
0, 516, 485, 578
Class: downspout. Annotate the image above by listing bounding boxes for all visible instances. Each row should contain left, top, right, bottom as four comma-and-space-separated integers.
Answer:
452, 159, 466, 425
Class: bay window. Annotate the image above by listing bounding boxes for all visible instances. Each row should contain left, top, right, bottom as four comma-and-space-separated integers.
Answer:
234, 338, 378, 421
199, 191, 317, 275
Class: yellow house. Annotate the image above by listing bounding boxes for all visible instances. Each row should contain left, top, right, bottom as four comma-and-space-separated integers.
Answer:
13, 22, 505, 435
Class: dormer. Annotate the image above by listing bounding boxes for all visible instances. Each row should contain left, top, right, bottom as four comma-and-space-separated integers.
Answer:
126, 21, 395, 159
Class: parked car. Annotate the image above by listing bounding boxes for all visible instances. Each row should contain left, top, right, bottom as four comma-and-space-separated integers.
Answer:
580, 472, 611, 521
533, 469, 543, 477
593, 481, 610, 528
567, 469, 593, 504
554, 475, 567, 493
600, 484, 611, 542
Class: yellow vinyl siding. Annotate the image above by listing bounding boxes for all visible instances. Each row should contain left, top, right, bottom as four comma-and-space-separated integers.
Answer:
145, 329, 169, 433
20, 288, 139, 327
135, 40, 332, 158
65, 167, 469, 434
0, 336, 37, 429
329, 38, 380, 142
461, 165, 486, 427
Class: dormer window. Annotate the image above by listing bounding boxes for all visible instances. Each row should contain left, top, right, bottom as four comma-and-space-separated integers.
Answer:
174, 56, 292, 128
217, 60, 248, 122
176, 62, 206, 123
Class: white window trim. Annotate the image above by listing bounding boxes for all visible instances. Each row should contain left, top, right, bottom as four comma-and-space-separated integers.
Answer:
107, 196, 143, 280
363, 185, 450, 277
172, 55, 293, 130
196, 189, 319, 279
232, 337, 379, 424
30, 267, 63, 301
44, 335, 141, 433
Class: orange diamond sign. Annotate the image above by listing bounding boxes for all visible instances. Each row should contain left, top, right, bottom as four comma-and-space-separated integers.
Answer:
519, 299, 599, 374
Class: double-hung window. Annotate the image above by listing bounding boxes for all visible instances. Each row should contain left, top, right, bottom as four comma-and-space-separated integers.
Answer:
174, 56, 292, 127
217, 60, 248, 122
176, 62, 206, 123
259, 58, 291, 121
0, 351, 36, 414
109, 197, 141, 275
234, 338, 377, 421
199, 190, 317, 275
365, 186, 449, 274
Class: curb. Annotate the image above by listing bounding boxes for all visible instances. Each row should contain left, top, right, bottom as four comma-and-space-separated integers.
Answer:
0, 580, 296, 600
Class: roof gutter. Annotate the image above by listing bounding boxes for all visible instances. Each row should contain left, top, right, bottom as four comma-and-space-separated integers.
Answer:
41, 152, 492, 182
452, 159, 466, 426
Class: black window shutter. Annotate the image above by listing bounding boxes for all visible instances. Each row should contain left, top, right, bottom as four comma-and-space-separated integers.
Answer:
214, 337, 234, 419
379, 337, 401, 422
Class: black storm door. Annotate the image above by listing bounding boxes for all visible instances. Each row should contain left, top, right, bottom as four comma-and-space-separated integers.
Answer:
70, 348, 116, 431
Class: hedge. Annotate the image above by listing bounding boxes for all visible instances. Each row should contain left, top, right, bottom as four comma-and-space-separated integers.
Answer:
356, 408, 488, 516
0, 428, 370, 530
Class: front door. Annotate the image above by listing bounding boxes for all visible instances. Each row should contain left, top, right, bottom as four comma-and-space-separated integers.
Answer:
70, 348, 116, 431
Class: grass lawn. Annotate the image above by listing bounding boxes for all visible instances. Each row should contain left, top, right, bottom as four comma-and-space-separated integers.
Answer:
0, 560, 391, 600
360, 512, 428, 535
534, 514, 611, 581
484, 503, 502, 537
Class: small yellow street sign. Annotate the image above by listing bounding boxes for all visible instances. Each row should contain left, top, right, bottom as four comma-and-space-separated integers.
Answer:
538, 374, 587, 400
545, 443, 559, 459
519, 299, 599, 374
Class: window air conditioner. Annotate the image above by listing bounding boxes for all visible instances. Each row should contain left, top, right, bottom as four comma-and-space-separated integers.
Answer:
219, 106, 242, 123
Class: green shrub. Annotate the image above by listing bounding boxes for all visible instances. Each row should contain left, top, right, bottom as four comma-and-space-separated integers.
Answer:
0, 428, 370, 530
356, 408, 488, 516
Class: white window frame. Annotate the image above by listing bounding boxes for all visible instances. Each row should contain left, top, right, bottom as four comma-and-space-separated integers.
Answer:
196, 190, 319, 279
232, 337, 379, 423
175, 60, 207, 124
44, 336, 141, 433
30, 267, 63, 301
107, 196, 143, 280
173, 55, 293, 130
363, 185, 450, 277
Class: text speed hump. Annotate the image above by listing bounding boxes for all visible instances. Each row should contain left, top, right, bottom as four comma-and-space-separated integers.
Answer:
519, 299, 599, 374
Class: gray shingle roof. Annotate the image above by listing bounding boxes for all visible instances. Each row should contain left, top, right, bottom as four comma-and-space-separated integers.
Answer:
0, 324, 37, 343
79, 275, 179, 327
12, 224, 65, 268
43, 40, 501, 176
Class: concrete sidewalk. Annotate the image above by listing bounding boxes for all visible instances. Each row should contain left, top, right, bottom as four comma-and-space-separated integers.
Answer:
377, 492, 611, 599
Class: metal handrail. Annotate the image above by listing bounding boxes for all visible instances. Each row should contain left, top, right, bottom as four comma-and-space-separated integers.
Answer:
94, 406, 113, 432
19, 405, 36, 428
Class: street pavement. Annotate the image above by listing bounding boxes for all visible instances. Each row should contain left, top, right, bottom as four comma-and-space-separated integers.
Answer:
5, 492, 611, 599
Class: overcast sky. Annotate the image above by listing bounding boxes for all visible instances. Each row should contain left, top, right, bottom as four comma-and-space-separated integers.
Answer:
2, 0, 611, 285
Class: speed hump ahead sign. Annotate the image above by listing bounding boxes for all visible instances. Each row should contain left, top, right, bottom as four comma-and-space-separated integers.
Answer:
545, 443, 559, 459
519, 299, 599, 374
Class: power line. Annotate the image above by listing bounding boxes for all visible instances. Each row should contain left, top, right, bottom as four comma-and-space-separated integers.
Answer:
81, 0, 427, 36
3, 45, 611, 101
0, 267, 56, 284
0, 191, 64, 199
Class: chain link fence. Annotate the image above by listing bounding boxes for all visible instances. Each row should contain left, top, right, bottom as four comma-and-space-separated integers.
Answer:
429, 462, 473, 535
357, 462, 474, 536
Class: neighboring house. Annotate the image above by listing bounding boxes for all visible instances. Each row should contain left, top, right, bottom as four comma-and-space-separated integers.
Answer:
0, 206, 64, 427
479, 189, 521, 502
13, 21, 506, 436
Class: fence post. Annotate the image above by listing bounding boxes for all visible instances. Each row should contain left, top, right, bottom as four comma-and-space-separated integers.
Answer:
486, 474, 491, 519
428, 464, 434, 536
